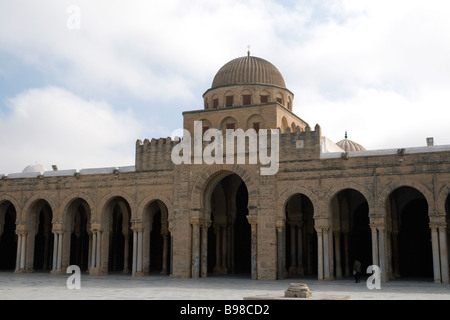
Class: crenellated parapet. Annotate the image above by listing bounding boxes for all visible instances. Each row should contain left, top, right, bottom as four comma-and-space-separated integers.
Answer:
278, 124, 322, 161
135, 137, 177, 172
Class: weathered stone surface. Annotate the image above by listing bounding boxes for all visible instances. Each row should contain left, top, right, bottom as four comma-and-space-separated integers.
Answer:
284, 283, 312, 298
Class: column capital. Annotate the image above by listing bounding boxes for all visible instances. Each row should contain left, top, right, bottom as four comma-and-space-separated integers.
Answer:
314, 216, 330, 229
201, 219, 212, 229
276, 217, 285, 231
190, 218, 201, 226
15, 223, 29, 233
131, 221, 144, 232
52, 222, 68, 233
90, 221, 104, 232
247, 215, 258, 225
429, 214, 447, 227
429, 221, 447, 229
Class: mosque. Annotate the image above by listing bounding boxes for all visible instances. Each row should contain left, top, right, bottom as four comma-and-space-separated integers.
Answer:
0, 52, 449, 283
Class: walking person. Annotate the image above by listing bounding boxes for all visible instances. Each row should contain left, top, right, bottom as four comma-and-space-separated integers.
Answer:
353, 259, 362, 283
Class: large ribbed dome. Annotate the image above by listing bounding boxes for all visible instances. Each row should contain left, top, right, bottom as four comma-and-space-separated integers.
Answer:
211, 55, 286, 89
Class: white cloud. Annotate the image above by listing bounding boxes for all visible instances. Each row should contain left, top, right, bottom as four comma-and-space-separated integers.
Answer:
1, 0, 450, 173
0, 87, 142, 174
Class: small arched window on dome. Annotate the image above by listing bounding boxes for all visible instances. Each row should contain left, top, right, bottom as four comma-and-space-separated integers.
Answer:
276, 93, 283, 105
225, 96, 234, 107
242, 89, 252, 106
287, 96, 292, 111
260, 89, 269, 104
204, 98, 209, 109
212, 95, 219, 109
224, 91, 234, 107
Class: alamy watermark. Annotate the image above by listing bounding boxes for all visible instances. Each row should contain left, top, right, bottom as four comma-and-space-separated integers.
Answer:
171, 121, 280, 175
66, 265, 81, 289
66, 5, 81, 30
366, 265, 381, 290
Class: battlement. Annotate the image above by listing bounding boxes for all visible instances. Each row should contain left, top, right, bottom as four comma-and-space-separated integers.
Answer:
135, 137, 178, 172
278, 124, 322, 161
135, 124, 322, 172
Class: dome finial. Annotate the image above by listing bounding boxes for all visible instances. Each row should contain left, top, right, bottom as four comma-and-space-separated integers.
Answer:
247, 45, 251, 57
345, 131, 348, 139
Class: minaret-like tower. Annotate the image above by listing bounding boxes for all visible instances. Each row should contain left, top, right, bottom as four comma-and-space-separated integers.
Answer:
183, 53, 309, 135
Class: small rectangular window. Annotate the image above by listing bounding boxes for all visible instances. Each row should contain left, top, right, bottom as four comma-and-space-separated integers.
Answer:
276, 98, 283, 104
260, 95, 268, 103
253, 122, 260, 133
242, 95, 252, 105
213, 99, 219, 108
226, 96, 234, 107
226, 123, 235, 130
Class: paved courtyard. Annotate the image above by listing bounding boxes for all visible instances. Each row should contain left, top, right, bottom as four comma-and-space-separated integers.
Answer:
0, 271, 449, 300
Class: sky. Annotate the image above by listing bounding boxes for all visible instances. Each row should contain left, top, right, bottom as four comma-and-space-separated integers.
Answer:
1, 0, 450, 174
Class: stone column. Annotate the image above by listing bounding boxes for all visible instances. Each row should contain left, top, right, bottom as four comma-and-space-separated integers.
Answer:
15, 232, 22, 272
438, 225, 449, 283
213, 224, 221, 272
123, 232, 130, 273
91, 231, 97, 269
391, 229, 400, 277
161, 229, 169, 275
370, 224, 379, 267
343, 232, 350, 277
52, 232, 58, 272
131, 222, 144, 276
58, 232, 63, 271
297, 222, 304, 275
137, 230, 143, 274
276, 218, 285, 280
132, 230, 137, 275
334, 230, 342, 278
317, 228, 323, 280
290, 223, 297, 272
14, 227, 28, 273
191, 219, 200, 279
247, 215, 258, 280
168, 221, 173, 276
221, 223, 227, 273
50, 221, 67, 275
323, 227, 330, 280
430, 224, 441, 283
89, 224, 103, 276
96, 230, 102, 271
21, 232, 27, 271
228, 224, 234, 273
201, 220, 211, 278
378, 226, 386, 282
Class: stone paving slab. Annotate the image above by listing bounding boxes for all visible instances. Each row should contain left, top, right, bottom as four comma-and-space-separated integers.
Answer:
0, 272, 449, 300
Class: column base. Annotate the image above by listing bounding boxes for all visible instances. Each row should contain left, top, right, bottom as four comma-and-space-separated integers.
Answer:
50, 269, 65, 275
89, 267, 104, 276
14, 269, 26, 274
213, 266, 228, 274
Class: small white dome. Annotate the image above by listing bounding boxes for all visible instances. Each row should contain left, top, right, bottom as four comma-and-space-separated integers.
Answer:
336, 132, 366, 152
22, 163, 48, 174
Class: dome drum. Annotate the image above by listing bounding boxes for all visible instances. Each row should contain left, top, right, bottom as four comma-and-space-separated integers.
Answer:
203, 84, 293, 111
